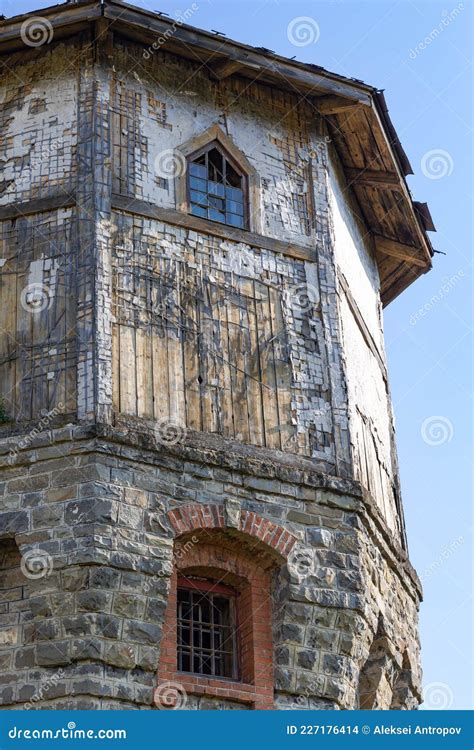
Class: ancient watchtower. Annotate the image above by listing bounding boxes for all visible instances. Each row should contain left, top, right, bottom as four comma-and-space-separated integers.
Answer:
0, 1, 434, 710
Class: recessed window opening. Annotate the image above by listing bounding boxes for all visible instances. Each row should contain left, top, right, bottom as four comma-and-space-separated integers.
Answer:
188, 143, 246, 229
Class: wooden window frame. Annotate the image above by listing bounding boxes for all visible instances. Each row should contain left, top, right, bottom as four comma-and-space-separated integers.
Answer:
175, 123, 261, 234
187, 141, 249, 230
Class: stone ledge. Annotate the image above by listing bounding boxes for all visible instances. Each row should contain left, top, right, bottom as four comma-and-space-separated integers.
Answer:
0, 420, 422, 599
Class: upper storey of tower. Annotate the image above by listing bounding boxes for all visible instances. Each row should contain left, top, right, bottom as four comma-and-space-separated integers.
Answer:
0, 1, 436, 545
0, 0, 434, 305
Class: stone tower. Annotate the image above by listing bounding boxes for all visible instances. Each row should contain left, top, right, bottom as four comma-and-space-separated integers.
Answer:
0, 1, 434, 710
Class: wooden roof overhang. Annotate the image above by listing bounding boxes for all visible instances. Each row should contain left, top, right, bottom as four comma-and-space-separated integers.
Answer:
0, 0, 435, 306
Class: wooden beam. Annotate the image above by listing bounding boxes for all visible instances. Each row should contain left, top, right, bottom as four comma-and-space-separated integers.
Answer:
111, 194, 315, 263
345, 167, 400, 188
0, 191, 76, 221
374, 235, 427, 267
315, 95, 366, 115
208, 58, 243, 80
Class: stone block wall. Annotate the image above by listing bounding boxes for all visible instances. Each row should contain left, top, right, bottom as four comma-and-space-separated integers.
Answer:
0, 423, 422, 709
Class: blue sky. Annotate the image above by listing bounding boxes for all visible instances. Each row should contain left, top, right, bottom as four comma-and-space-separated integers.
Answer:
3, 0, 472, 710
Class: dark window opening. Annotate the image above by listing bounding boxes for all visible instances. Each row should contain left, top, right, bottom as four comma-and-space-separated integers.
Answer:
177, 582, 238, 679
188, 144, 246, 229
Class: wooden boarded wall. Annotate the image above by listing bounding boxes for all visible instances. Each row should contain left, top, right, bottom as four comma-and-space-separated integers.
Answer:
111, 212, 336, 461
0, 209, 77, 422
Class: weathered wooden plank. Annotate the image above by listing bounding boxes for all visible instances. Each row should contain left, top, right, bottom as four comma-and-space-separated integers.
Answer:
227, 286, 250, 444
0, 192, 75, 221
241, 277, 264, 447
136, 325, 153, 418
119, 325, 137, 415
254, 281, 279, 450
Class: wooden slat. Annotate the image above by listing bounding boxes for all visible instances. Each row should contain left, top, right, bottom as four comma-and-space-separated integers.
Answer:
241, 277, 264, 447
227, 286, 250, 444
136, 326, 153, 417
119, 325, 137, 415
254, 281, 279, 450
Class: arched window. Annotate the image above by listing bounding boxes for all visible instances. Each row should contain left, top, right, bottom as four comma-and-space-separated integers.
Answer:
175, 124, 260, 234
188, 142, 247, 228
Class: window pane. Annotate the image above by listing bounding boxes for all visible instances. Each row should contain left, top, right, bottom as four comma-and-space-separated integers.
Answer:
189, 176, 207, 191
225, 161, 242, 187
191, 204, 207, 218
225, 186, 243, 201
226, 213, 244, 228
189, 162, 207, 178
208, 180, 225, 197
227, 199, 244, 216
209, 208, 225, 223
209, 195, 224, 210
190, 190, 208, 206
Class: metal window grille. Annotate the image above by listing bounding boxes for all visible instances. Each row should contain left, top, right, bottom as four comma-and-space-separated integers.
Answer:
177, 585, 238, 679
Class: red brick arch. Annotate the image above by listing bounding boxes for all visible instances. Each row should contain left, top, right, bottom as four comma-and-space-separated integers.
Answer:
167, 503, 297, 559
157, 504, 297, 710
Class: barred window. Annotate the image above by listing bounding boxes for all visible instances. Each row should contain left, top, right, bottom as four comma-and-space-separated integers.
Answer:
177, 581, 238, 679
188, 143, 246, 229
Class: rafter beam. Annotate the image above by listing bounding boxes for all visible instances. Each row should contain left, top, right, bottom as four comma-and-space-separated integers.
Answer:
315, 95, 365, 115
208, 58, 243, 80
374, 235, 426, 267
345, 167, 400, 188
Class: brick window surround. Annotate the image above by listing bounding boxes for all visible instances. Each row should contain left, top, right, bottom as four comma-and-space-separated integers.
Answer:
156, 504, 297, 710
